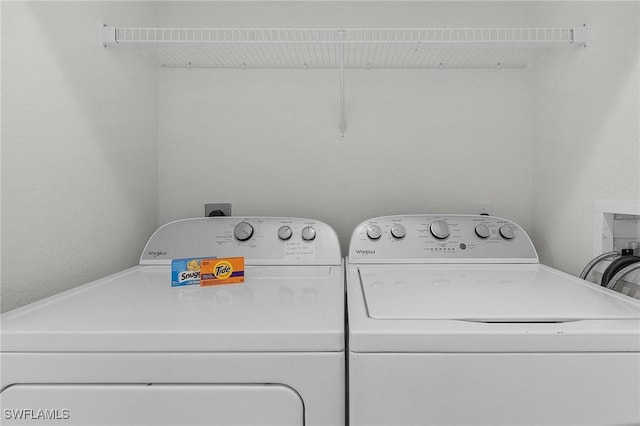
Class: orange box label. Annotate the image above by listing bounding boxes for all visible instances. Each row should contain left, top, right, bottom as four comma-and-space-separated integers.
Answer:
200, 257, 245, 286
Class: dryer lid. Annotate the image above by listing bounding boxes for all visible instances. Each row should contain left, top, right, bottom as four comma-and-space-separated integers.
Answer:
359, 264, 640, 322
1, 265, 344, 353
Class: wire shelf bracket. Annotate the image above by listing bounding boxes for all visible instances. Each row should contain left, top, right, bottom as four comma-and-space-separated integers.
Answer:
101, 25, 590, 139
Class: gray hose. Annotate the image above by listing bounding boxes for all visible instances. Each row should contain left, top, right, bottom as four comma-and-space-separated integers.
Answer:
579, 251, 619, 280
606, 262, 640, 290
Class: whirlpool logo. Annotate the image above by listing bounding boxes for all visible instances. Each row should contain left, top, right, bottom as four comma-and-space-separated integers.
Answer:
147, 250, 167, 257
4, 408, 70, 421
355, 249, 376, 256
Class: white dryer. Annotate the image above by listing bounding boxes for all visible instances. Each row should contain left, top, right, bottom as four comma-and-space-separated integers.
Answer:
1, 217, 344, 426
347, 214, 640, 426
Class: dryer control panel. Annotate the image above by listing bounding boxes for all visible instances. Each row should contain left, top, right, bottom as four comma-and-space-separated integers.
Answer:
141, 217, 341, 266
349, 215, 538, 264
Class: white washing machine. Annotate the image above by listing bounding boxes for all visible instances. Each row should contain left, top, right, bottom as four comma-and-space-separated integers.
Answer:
347, 214, 640, 426
1, 217, 344, 426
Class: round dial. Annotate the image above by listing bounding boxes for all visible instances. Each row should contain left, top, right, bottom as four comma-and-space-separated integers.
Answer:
301, 226, 316, 241
390, 224, 406, 239
430, 220, 450, 239
277, 226, 292, 241
499, 224, 516, 240
475, 224, 491, 239
367, 225, 382, 240
233, 221, 254, 241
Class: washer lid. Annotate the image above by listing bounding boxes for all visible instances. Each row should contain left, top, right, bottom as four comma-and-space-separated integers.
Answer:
349, 264, 640, 352
1, 265, 344, 353
359, 264, 640, 322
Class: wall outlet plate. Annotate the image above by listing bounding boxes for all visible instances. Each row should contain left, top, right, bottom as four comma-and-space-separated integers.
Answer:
205, 203, 232, 217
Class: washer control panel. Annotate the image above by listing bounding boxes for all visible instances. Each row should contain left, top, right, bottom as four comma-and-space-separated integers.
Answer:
349, 215, 538, 264
141, 217, 341, 266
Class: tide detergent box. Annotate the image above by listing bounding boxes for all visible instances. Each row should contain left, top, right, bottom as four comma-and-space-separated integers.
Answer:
171, 258, 204, 287
200, 257, 245, 286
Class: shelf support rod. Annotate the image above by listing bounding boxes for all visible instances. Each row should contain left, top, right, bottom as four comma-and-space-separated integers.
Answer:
338, 29, 346, 140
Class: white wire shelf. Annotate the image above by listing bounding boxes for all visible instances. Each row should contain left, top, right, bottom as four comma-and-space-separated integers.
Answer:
101, 25, 588, 139
102, 27, 589, 69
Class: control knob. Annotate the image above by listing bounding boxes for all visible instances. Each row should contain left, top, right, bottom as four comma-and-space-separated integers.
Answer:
430, 220, 450, 240
278, 226, 293, 241
234, 221, 254, 241
475, 224, 491, 239
301, 226, 316, 241
499, 224, 516, 240
390, 224, 406, 239
367, 225, 382, 240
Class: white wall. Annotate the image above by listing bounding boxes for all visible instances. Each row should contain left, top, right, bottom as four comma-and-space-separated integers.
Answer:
158, 1, 535, 254
1, 2, 159, 312
3, 1, 637, 313
531, 2, 640, 275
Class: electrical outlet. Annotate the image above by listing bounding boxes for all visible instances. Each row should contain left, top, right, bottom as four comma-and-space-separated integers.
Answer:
205, 203, 232, 217
475, 202, 493, 216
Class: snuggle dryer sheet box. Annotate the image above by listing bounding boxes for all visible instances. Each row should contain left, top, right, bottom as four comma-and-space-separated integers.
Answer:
171, 257, 245, 287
